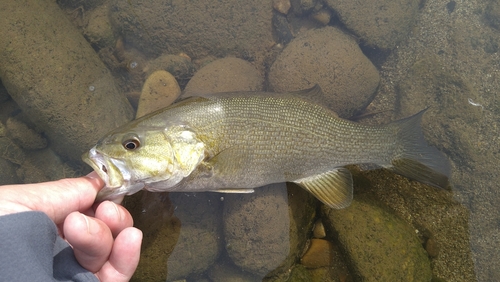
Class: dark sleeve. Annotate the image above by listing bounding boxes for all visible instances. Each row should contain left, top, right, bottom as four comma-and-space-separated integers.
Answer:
0, 211, 98, 282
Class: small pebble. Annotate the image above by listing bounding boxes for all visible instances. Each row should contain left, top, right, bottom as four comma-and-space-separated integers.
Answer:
313, 219, 327, 238
311, 9, 332, 25
273, 0, 291, 14
425, 237, 440, 258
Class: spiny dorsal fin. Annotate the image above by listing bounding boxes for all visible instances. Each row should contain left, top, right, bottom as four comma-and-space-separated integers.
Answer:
293, 168, 353, 209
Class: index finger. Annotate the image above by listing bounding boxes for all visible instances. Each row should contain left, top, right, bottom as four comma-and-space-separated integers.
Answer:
0, 172, 104, 224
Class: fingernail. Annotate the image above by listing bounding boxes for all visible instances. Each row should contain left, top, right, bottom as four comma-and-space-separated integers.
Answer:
81, 214, 99, 235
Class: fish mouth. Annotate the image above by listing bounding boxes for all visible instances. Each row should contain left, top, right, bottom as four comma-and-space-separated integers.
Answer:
82, 147, 145, 202
82, 147, 112, 188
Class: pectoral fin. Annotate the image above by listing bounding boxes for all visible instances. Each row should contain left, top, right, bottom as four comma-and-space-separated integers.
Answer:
294, 168, 353, 209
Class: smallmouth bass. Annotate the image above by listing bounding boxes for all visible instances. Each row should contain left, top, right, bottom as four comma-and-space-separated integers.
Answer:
82, 87, 450, 208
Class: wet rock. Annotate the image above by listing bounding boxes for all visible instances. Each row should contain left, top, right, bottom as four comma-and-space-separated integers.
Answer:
285, 264, 313, 281
357, 167, 476, 281
83, 4, 115, 50
0, 135, 26, 166
311, 8, 332, 26
109, 0, 274, 61
5, 117, 47, 150
272, 12, 294, 45
126, 191, 223, 282
125, 192, 179, 281
223, 183, 316, 278
166, 193, 223, 281
321, 195, 432, 281
323, 0, 419, 49
0, 157, 19, 185
0, 83, 9, 103
28, 149, 78, 180
300, 238, 334, 268
0, 0, 134, 163
183, 57, 263, 97
146, 54, 196, 88
312, 219, 326, 238
485, 0, 500, 29
136, 70, 181, 118
273, 0, 292, 14
269, 27, 379, 118
208, 262, 261, 282
57, 0, 105, 11
223, 183, 291, 277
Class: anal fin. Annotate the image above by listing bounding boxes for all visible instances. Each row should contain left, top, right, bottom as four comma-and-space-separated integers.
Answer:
293, 168, 353, 209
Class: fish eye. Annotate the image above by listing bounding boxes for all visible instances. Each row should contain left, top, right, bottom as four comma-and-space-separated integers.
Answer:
122, 138, 141, 150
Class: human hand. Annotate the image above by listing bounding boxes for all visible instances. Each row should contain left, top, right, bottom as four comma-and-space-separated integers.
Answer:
0, 172, 142, 282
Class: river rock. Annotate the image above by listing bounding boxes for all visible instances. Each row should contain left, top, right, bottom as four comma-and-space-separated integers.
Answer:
357, 167, 476, 281
0, 0, 134, 163
125, 191, 223, 282
183, 57, 264, 97
300, 238, 334, 268
146, 54, 196, 88
5, 117, 47, 150
136, 70, 181, 118
223, 183, 316, 278
321, 195, 432, 281
109, 0, 274, 61
166, 192, 223, 281
269, 27, 379, 118
83, 4, 115, 50
324, 0, 419, 49
0, 157, 19, 185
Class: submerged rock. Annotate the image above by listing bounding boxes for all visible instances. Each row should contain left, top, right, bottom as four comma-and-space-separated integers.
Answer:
269, 27, 379, 118
324, 0, 419, 49
223, 183, 316, 279
183, 57, 263, 97
0, 0, 134, 163
321, 195, 432, 281
136, 70, 181, 118
109, 0, 274, 61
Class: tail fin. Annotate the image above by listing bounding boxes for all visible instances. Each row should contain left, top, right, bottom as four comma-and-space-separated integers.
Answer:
388, 109, 451, 188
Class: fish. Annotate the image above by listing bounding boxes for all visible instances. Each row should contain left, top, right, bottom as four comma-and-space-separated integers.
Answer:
82, 86, 451, 209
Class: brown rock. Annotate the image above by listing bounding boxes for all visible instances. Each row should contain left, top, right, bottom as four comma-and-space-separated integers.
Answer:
323, 0, 419, 49
6, 117, 47, 150
300, 239, 334, 268
0, 0, 134, 162
183, 57, 263, 97
136, 70, 181, 118
269, 27, 379, 118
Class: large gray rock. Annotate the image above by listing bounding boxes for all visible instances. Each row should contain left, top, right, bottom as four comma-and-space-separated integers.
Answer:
0, 0, 134, 163
269, 27, 379, 118
109, 0, 274, 60
223, 183, 316, 278
125, 192, 223, 282
324, 0, 420, 49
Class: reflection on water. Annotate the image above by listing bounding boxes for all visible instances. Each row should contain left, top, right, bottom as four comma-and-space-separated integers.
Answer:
1, 0, 499, 281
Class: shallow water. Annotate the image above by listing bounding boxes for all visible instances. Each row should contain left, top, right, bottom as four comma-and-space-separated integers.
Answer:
1, 0, 499, 281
